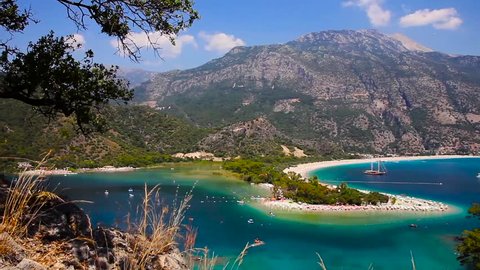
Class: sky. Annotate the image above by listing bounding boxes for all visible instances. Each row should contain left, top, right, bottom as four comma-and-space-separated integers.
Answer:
2, 0, 480, 72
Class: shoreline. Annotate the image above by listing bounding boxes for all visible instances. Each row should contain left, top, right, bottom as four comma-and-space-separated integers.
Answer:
269, 155, 480, 214
262, 194, 452, 214
283, 155, 479, 178
22, 166, 136, 176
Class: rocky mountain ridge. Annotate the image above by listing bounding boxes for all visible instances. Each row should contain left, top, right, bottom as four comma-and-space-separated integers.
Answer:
133, 29, 480, 155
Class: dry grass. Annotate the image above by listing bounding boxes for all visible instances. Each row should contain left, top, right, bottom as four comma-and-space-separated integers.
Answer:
187, 241, 258, 270
123, 184, 193, 269
193, 247, 218, 270
0, 153, 82, 267
0, 234, 14, 259
316, 252, 327, 270
0, 154, 53, 238
410, 250, 416, 270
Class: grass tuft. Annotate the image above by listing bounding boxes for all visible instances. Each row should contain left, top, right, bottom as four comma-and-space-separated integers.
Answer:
123, 184, 193, 269
0, 154, 52, 237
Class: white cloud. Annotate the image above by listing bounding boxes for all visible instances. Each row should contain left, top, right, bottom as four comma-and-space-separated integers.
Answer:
343, 0, 391, 27
110, 32, 197, 58
399, 8, 463, 30
198, 32, 245, 53
66, 33, 85, 48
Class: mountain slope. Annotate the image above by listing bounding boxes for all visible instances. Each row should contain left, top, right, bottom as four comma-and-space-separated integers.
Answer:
0, 99, 207, 168
136, 30, 480, 155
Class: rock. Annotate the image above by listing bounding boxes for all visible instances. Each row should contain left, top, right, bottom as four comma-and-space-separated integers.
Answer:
94, 257, 109, 270
71, 240, 90, 262
157, 248, 189, 270
15, 259, 46, 270
50, 262, 74, 270
137, 29, 480, 155
92, 228, 133, 269
29, 198, 92, 241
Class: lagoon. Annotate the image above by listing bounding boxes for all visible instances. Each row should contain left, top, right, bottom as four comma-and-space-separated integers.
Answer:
47, 159, 480, 269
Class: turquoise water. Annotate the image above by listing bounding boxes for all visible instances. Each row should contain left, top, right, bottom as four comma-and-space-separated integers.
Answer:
47, 159, 480, 269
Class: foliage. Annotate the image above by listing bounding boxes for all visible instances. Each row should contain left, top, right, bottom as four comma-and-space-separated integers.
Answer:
469, 203, 480, 217
457, 203, 480, 269
0, 99, 205, 170
55, 0, 199, 61
0, 0, 199, 131
0, 33, 132, 133
223, 159, 389, 206
0, 0, 32, 33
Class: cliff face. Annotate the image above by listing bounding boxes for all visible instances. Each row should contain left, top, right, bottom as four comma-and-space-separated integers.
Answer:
136, 29, 480, 155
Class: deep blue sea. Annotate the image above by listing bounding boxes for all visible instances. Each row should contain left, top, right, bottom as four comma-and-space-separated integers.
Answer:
46, 159, 480, 270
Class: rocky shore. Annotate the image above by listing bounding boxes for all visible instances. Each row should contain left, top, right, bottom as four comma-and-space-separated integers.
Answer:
0, 184, 189, 270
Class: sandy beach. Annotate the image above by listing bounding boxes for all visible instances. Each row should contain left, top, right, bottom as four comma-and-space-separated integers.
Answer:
262, 194, 450, 213
262, 155, 480, 213
22, 169, 77, 176
76, 166, 136, 173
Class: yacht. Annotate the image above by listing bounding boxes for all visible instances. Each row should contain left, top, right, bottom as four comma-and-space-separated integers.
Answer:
364, 160, 387, 175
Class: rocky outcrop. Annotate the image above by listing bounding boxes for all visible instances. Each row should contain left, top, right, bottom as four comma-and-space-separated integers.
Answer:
28, 197, 92, 241
0, 186, 189, 270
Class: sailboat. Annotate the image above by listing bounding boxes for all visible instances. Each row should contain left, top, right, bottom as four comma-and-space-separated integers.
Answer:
364, 160, 387, 175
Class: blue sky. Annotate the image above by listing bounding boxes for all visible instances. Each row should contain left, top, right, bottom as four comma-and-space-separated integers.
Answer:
3, 0, 480, 72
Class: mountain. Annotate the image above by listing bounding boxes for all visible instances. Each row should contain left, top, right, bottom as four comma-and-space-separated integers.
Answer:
116, 67, 158, 88
389, 33, 433, 53
135, 29, 480, 155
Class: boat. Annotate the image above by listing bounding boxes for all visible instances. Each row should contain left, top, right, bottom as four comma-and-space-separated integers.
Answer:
409, 223, 418, 228
250, 238, 265, 247
247, 218, 254, 224
128, 188, 133, 193
104, 190, 109, 196
237, 200, 245, 205
477, 173, 480, 178
364, 160, 387, 175
129, 193, 134, 198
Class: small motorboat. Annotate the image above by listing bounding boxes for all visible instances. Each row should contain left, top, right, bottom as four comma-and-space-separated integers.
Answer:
409, 224, 418, 228
104, 190, 109, 196
477, 173, 480, 178
128, 188, 133, 193
237, 200, 245, 205
251, 238, 265, 247
129, 193, 134, 198
247, 218, 254, 224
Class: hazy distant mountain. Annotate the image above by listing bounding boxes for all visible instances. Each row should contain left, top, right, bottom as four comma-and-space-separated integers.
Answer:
116, 67, 158, 88
135, 29, 480, 155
